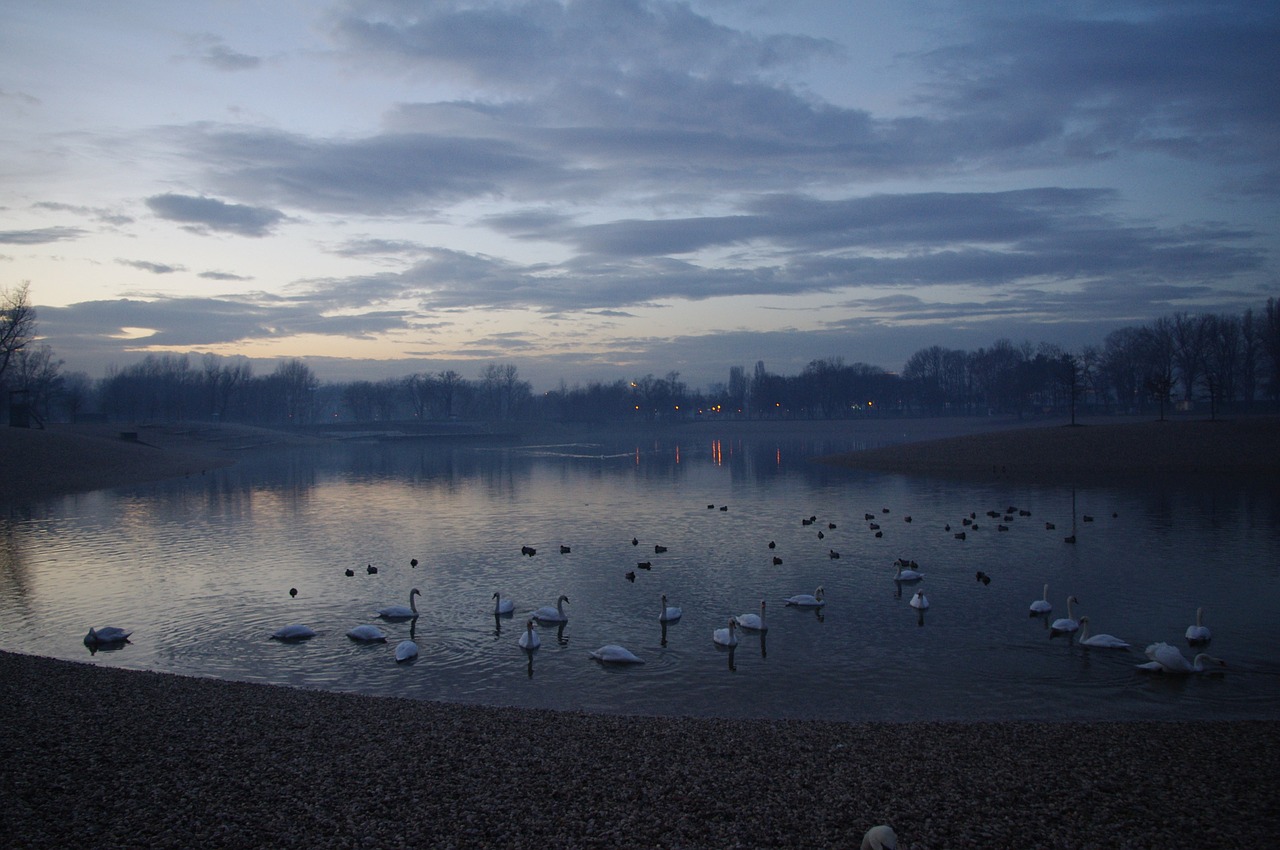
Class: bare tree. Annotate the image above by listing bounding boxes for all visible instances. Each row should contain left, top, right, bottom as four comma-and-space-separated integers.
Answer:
1, 281, 37, 386
1170, 311, 1209, 403
1265, 297, 1280, 402
274, 359, 319, 424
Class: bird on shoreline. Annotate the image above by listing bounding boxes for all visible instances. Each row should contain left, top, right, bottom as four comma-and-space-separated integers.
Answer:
84, 626, 131, 647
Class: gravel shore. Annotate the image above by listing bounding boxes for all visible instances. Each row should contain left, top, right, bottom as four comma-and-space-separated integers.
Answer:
2, 651, 1276, 850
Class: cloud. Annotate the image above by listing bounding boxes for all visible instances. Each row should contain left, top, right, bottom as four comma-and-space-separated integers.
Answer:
145, 194, 286, 237
920, 5, 1280, 168
118, 259, 186, 275
0, 226, 86, 244
198, 271, 253, 281
39, 296, 416, 352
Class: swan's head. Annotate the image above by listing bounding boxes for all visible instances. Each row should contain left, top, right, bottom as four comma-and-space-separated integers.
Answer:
1195, 654, 1227, 668
410, 588, 422, 598
815, 586, 825, 599
559, 595, 570, 603
493, 592, 499, 599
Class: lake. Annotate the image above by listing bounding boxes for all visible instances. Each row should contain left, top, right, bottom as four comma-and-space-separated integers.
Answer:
3, 424, 1278, 722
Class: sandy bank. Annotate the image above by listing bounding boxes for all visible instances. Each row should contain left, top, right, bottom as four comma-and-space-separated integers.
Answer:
821, 416, 1280, 483
0, 422, 324, 503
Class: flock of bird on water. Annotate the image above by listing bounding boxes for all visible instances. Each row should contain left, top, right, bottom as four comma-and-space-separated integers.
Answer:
81, 499, 1226, 678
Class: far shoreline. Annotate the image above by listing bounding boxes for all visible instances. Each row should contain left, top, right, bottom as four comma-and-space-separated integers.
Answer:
3, 413, 1277, 505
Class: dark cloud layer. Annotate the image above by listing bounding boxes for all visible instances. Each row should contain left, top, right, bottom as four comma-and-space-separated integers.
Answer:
14, 1, 1278, 388
145, 194, 286, 237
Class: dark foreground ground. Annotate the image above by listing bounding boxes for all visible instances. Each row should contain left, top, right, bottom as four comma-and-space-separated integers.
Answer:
2, 651, 1276, 850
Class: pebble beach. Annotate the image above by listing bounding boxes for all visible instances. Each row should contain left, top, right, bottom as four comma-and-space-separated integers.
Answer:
3, 416, 1279, 849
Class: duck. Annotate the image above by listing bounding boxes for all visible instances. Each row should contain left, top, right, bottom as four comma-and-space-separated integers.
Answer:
659, 594, 682, 623
590, 645, 645, 664
492, 592, 514, 616
1029, 584, 1053, 616
1185, 607, 1211, 644
712, 618, 739, 647
518, 620, 540, 650
83, 626, 132, 647
785, 587, 825, 607
1077, 616, 1129, 649
893, 563, 924, 582
532, 594, 569, 623
909, 590, 929, 610
346, 624, 388, 642
1137, 642, 1226, 674
1049, 595, 1080, 637
377, 588, 421, 620
270, 624, 316, 641
394, 640, 419, 662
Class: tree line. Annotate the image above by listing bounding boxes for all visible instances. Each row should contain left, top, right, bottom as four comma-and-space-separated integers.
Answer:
3, 280, 1279, 426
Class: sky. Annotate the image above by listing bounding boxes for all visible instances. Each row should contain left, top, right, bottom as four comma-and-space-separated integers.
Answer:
2, 0, 1277, 392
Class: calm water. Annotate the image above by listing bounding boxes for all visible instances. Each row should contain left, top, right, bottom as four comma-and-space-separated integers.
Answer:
3, 428, 1278, 722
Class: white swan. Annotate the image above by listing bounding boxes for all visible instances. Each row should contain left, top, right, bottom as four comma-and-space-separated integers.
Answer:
346, 624, 387, 642
893, 564, 923, 582
518, 619, 540, 650
532, 594, 569, 623
271, 624, 316, 641
83, 626, 131, 646
659, 594, 683, 622
1185, 607, 1211, 644
1029, 583, 1053, 616
785, 587, 825, 607
377, 588, 421, 619
394, 639, 418, 662
1050, 595, 1080, 636
493, 592, 514, 616
735, 600, 767, 631
909, 590, 929, 610
861, 825, 898, 850
713, 618, 739, 647
1077, 616, 1128, 649
1137, 641, 1226, 674
590, 644, 645, 664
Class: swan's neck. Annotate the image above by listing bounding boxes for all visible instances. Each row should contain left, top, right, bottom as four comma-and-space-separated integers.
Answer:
410, 593, 418, 614
1042, 584, 1049, 601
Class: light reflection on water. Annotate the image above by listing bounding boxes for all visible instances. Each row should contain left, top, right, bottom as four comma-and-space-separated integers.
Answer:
3, 430, 1278, 722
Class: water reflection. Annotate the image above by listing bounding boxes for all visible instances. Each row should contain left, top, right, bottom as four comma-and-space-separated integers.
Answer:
2, 431, 1278, 723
